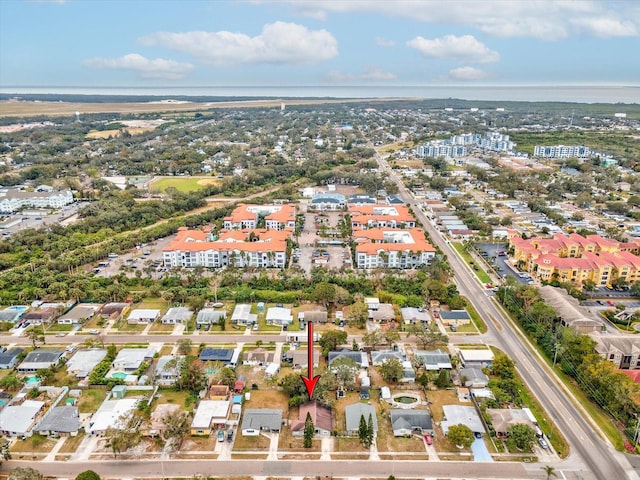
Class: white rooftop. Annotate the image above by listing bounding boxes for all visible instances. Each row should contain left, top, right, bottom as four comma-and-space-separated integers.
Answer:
459, 349, 495, 362
89, 398, 138, 434
66, 349, 108, 376
0, 400, 45, 434
191, 400, 230, 429
128, 309, 160, 321
266, 307, 293, 321
231, 304, 252, 321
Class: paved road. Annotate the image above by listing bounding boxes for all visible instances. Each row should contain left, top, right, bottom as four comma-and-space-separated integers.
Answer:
375, 150, 637, 480
0, 458, 533, 479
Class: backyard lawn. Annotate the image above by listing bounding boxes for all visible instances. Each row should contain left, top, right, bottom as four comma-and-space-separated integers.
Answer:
76, 388, 108, 414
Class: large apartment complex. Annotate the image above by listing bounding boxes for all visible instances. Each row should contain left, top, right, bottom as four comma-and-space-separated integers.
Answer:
0, 188, 74, 213
354, 228, 435, 269
223, 204, 296, 231
509, 232, 640, 285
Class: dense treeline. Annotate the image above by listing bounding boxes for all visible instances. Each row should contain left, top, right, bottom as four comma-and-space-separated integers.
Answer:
499, 283, 640, 445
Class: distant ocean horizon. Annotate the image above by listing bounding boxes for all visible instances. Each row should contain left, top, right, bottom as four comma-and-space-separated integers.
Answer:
1, 85, 639, 104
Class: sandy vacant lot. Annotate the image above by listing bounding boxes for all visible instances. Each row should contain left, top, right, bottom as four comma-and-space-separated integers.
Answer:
0, 97, 411, 117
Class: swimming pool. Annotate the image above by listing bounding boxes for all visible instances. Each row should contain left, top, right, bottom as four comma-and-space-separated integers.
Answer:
26, 376, 40, 384
7, 306, 27, 312
110, 372, 127, 380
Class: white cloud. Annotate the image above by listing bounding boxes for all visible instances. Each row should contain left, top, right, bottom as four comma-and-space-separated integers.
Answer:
448, 66, 490, 81
139, 21, 338, 66
327, 67, 397, 82
570, 16, 638, 37
375, 37, 396, 47
407, 35, 499, 64
262, 0, 640, 40
84, 54, 194, 80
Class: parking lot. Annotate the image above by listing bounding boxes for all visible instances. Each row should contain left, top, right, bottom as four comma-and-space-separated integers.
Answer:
0, 202, 89, 237
474, 242, 531, 284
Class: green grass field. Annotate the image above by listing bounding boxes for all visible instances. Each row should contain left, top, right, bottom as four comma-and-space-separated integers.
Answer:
452, 242, 492, 284
149, 176, 221, 193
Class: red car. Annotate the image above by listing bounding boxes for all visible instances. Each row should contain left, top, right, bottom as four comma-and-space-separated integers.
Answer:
607, 300, 615, 306
424, 433, 432, 445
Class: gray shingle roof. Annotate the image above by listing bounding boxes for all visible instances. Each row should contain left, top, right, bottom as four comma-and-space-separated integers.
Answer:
35, 406, 81, 433
241, 409, 282, 431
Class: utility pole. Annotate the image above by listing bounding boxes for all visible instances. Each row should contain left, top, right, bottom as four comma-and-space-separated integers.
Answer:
553, 342, 561, 367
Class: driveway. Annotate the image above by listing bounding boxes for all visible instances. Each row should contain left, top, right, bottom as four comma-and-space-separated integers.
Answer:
471, 437, 493, 462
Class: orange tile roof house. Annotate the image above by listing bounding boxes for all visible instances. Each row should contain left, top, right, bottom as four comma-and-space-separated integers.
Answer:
223, 204, 296, 231
354, 228, 435, 269
163, 226, 290, 268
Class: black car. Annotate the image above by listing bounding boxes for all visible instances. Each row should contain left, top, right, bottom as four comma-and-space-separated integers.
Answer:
227, 430, 234, 442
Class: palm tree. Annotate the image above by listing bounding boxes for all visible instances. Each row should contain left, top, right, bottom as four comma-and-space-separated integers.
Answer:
541, 465, 557, 480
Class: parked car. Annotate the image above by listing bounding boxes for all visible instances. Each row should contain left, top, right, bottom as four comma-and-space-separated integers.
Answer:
217, 430, 225, 442
253, 323, 259, 331
423, 433, 432, 445
227, 430, 234, 442
538, 437, 549, 449
607, 300, 615, 306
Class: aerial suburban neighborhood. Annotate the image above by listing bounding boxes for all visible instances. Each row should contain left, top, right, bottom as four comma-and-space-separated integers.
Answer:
0, 91, 638, 480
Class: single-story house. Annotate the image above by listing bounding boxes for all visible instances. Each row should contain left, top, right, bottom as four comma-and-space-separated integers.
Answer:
190, 400, 230, 436
17, 350, 64, 373
200, 348, 233, 364
243, 348, 275, 367
441, 405, 485, 436
284, 348, 320, 370
413, 350, 452, 371
66, 349, 107, 378
127, 309, 160, 324
328, 349, 369, 369
400, 360, 415, 384
440, 310, 471, 326
344, 403, 378, 436
146, 403, 181, 437
291, 401, 332, 437
112, 347, 156, 373
459, 367, 490, 388
161, 307, 193, 325
241, 409, 283, 436
369, 304, 396, 322
21, 308, 56, 325
390, 409, 434, 437
154, 355, 183, 386
0, 400, 45, 437
401, 307, 431, 325
0, 307, 27, 323
371, 350, 405, 366
231, 304, 257, 326
34, 406, 81, 437
265, 362, 280, 379
88, 398, 138, 436
207, 384, 229, 400
57, 304, 101, 325
365, 298, 380, 310
0, 348, 23, 369
458, 349, 495, 367
196, 308, 226, 325
487, 408, 537, 439
298, 306, 328, 325
98, 302, 130, 321
266, 307, 293, 326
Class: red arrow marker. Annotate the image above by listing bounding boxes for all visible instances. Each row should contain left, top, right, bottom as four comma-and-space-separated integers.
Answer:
300, 321, 320, 399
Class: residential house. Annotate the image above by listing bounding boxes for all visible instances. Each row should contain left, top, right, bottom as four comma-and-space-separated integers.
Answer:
459, 367, 490, 388
439, 310, 471, 326
344, 403, 378, 436
487, 408, 537, 439
291, 401, 332, 437
0, 400, 45, 437
400, 360, 416, 384
154, 355, 183, 386
88, 398, 138, 436
370, 350, 405, 366
241, 409, 283, 436
458, 349, 495, 368
0, 307, 26, 324
441, 405, 485, 436
266, 307, 293, 326
161, 307, 193, 325
199, 348, 234, 365
298, 306, 328, 326
207, 384, 230, 400
66, 349, 107, 378
127, 309, 160, 324
112, 347, 156, 373
18, 350, 64, 373
401, 307, 431, 325
190, 400, 230, 435
231, 304, 257, 326
0, 348, 23, 369
390, 410, 434, 437
21, 308, 56, 325
243, 349, 275, 367
57, 304, 101, 325
539, 286, 605, 333
284, 348, 320, 370
413, 350, 452, 371
369, 304, 396, 323
34, 406, 81, 437
328, 349, 369, 369
196, 308, 226, 326
98, 302, 130, 322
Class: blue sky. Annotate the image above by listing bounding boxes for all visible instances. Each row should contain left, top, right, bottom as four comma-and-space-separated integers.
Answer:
1, 0, 639, 87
